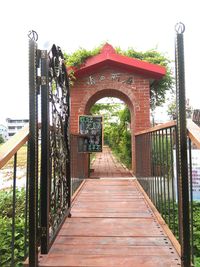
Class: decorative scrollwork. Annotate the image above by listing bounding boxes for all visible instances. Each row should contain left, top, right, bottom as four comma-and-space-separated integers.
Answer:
48, 44, 70, 238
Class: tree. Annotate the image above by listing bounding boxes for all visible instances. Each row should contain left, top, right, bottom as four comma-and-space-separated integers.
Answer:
167, 98, 176, 120
167, 97, 193, 120
64, 45, 174, 110
0, 134, 4, 144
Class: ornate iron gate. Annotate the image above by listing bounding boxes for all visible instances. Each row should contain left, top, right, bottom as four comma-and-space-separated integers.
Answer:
29, 33, 71, 265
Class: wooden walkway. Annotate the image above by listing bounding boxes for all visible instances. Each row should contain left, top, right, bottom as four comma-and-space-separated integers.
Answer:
39, 179, 181, 266
38, 148, 181, 267
90, 146, 131, 178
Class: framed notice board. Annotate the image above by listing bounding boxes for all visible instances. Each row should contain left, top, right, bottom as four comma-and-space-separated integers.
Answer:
78, 115, 103, 152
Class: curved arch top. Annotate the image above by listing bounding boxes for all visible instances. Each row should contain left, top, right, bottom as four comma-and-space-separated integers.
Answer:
84, 88, 134, 115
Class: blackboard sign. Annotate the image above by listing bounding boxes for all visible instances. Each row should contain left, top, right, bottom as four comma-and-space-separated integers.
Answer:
79, 115, 103, 152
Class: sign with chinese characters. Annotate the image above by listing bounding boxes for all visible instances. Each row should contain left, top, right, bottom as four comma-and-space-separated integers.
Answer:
190, 150, 200, 200
78, 115, 103, 152
173, 149, 200, 201
86, 73, 134, 85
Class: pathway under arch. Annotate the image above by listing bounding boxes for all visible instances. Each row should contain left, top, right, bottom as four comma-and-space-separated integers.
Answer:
90, 146, 132, 178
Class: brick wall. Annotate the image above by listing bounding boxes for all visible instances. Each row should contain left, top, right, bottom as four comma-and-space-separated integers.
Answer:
70, 65, 151, 174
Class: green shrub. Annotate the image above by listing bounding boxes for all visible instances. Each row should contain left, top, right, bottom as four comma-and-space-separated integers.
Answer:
0, 188, 27, 266
157, 200, 200, 267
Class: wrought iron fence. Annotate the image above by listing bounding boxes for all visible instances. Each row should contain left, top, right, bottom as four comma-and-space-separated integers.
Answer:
135, 120, 200, 267
136, 122, 178, 234
136, 24, 197, 267
0, 127, 29, 266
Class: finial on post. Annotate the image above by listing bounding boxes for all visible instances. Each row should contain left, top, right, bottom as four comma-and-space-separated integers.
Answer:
28, 30, 38, 41
175, 22, 185, 34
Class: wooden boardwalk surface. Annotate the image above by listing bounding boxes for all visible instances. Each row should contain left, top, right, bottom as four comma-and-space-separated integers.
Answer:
38, 178, 181, 267
90, 146, 132, 178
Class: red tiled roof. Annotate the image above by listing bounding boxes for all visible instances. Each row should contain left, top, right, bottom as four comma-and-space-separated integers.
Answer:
70, 43, 166, 80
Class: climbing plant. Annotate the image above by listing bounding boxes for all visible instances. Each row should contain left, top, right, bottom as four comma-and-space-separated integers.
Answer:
64, 44, 174, 109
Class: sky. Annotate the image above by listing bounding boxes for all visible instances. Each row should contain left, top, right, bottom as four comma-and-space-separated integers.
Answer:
0, 0, 199, 125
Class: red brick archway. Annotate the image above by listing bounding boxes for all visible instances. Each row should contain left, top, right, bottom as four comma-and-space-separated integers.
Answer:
69, 44, 166, 174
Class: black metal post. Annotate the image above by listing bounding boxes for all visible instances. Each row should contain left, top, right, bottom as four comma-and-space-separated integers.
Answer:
24, 143, 29, 259
29, 38, 39, 267
188, 139, 194, 264
40, 49, 50, 254
169, 127, 176, 234
11, 153, 17, 266
175, 22, 191, 267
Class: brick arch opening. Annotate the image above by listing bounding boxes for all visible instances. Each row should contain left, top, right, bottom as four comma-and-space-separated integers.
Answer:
82, 88, 135, 173
84, 89, 134, 115
85, 89, 134, 171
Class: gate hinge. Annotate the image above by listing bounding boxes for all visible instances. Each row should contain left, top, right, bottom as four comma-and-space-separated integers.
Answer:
41, 76, 47, 85
41, 50, 47, 59
37, 76, 47, 86
37, 49, 47, 59
41, 227, 47, 237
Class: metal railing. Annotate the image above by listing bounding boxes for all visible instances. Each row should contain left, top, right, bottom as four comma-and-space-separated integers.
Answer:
135, 120, 200, 267
0, 126, 29, 266
0, 127, 89, 266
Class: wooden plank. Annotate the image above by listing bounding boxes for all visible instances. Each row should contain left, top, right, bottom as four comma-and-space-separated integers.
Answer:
39, 254, 180, 267
135, 121, 176, 136
71, 211, 153, 218
59, 218, 166, 237
49, 244, 178, 256
187, 118, 200, 148
76, 196, 144, 201
38, 179, 181, 267
0, 124, 29, 169
54, 236, 172, 246
73, 201, 149, 211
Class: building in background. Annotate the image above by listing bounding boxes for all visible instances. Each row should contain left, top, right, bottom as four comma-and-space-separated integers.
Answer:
6, 118, 29, 138
0, 124, 8, 141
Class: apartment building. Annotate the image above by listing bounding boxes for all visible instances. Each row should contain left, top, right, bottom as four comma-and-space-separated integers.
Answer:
6, 118, 29, 138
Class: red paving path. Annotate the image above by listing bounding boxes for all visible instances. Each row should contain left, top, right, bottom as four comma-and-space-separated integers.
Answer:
90, 146, 132, 178
38, 148, 181, 267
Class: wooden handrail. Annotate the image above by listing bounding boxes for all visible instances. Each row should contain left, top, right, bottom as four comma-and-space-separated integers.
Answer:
187, 119, 200, 149
135, 121, 176, 136
135, 118, 200, 149
0, 124, 29, 169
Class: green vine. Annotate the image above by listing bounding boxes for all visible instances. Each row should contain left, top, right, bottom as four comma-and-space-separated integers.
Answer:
64, 44, 174, 109
64, 46, 102, 67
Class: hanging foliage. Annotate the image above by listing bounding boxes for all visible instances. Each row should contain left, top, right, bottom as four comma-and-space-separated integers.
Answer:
64, 44, 174, 110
